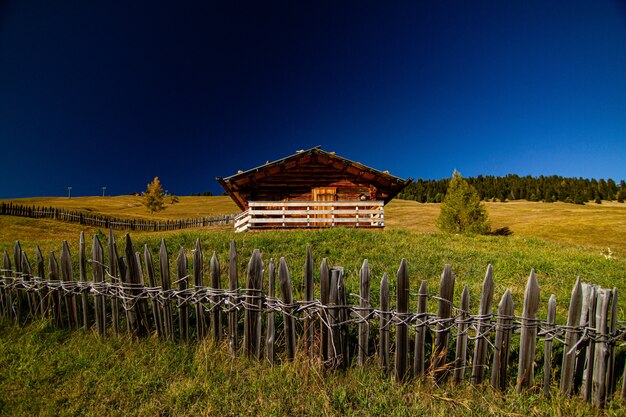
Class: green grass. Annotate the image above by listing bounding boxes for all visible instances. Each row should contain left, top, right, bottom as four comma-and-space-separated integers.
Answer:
1, 319, 623, 417
0, 197, 625, 415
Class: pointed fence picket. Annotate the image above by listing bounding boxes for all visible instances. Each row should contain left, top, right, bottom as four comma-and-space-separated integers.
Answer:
0, 232, 625, 409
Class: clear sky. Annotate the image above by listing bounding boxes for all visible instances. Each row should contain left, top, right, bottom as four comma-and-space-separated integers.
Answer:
1, 1, 625, 198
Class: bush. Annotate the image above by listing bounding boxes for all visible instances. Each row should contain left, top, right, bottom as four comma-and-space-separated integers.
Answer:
436, 170, 490, 234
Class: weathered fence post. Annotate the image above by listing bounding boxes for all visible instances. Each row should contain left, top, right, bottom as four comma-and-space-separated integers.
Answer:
413, 280, 428, 377
395, 259, 409, 382
228, 240, 238, 355
543, 294, 557, 396
304, 246, 314, 359
516, 270, 540, 393
210, 251, 221, 342
606, 288, 618, 400
582, 285, 598, 402
560, 277, 582, 396
453, 285, 470, 385
432, 264, 454, 383
337, 267, 348, 369
159, 239, 174, 341
13, 241, 23, 324
125, 235, 149, 336
192, 239, 206, 341
320, 258, 330, 363
177, 247, 189, 342
265, 258, 276, 365
79, 232, 89, 330
144, 244, 163, 339
61, 241, 78, 328
1, 251, 11, 319
592, 288, 612, 408
279, 257, 296, 361
244, 250, 263, 359
107, 229, 120, 336
491, 289, 514, 391
35, 245, 46, 317
21, 251, 37, 320
20, 250, 37, 320
471, 265, 494, 385
379, 272, 390, 373
48, 251, 62, 326
358, 259, 371, 367
92, 235, 106, 337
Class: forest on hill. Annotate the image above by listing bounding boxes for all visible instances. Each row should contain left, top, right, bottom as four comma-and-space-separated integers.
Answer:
398, 174, 626, 204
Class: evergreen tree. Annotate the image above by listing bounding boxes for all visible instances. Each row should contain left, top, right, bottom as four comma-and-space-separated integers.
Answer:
143, 177, 166, 213
436, 170, 490, 234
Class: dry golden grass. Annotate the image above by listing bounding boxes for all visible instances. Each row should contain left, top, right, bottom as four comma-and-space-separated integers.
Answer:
0, 195, 239, 220
1, 196, 624, 255
386, 199, 626, 253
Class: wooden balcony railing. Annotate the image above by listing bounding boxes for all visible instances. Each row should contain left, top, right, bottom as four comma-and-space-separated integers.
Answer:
234, 201, 384, 232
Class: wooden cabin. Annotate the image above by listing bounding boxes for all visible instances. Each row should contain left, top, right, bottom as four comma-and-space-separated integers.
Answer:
217, 146, 412, 232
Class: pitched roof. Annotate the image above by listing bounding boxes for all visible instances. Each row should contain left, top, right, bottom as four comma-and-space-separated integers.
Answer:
217, 146, 412, 210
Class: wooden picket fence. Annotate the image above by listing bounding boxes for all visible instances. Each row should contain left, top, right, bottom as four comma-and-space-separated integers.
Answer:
0, 202, 235, 231
0, 232, 624, 408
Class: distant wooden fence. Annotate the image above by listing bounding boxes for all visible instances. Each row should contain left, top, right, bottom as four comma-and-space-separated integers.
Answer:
0, 202, 235, 231
1, 232, 625, 408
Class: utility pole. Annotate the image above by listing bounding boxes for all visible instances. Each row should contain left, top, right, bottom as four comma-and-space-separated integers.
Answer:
67, 186, 72, 199
102, 186, 106, 197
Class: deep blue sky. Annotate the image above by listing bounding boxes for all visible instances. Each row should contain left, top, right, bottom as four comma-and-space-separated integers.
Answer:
1, 1, 625, 198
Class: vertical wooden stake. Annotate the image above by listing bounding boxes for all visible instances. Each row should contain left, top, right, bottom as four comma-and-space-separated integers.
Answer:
516, 270, 540, 393
79, 232, 89, 330
107, 228, 120, 336
192, 239, 206, 341
92, 235, 106, 337
592, 288, 612, 408
279, 257, 296, 361
432, 264, 454, 383
13, 241, 23, 324
560, 277, 582, 396
265, 258, 275, 365
244, 250, 263, 359
35, 245, 46, 317
358, 259, 371, 367
159, 239, 174, 341
319, 258, 330, 363
582, 286, 598, 402
606, 288, 618, 401
48, 251, 62, 326
379, 272, 390, 374
228, 240, 238, 355
144, 244, 163, 339
491, 289, 515, 391
210, 251, 222, 342
543, 294, 557, 396
453, 285, 470, 385
395, 259, 409, 382
413, 280, 428, 377
471, 264, 494, 385
61, 241, 78, 329
1, 251, 11, 319
177, 247, 189, 342
304, 246, 314, 358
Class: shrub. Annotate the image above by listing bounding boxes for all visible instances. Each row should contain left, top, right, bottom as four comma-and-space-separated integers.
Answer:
436, 170, 490, 234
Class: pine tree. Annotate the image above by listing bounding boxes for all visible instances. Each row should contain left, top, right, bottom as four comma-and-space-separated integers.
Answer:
436, 170, 490, 234
143, 177, 166, 213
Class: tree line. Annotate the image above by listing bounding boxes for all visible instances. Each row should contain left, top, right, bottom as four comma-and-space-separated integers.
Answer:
398, 174, 626, 204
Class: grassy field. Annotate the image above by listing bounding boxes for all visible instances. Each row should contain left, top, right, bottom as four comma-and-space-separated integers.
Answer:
2, 319, 623, 417
0, 196, 625, 415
